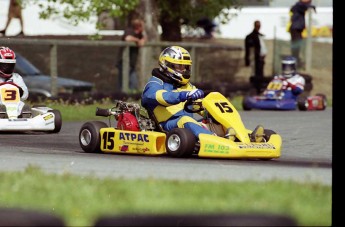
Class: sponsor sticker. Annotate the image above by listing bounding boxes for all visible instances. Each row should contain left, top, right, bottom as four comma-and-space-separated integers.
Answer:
238, 143, 276, 149
43, 114, 54, 121
119, 132, 149, 142
204, 144, 230, 154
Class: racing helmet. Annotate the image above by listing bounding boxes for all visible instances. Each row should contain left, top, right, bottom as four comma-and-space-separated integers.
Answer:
0, 46, 16, 79
281, 56, 296, 78
158, 46, 192, 85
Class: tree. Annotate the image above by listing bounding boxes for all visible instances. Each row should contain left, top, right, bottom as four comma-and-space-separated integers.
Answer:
30, 0, 241, 41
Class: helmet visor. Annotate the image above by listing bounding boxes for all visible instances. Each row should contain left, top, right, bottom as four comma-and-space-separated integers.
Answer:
173, 64, 189, 72
282, 64, 295, 75
0, 63, 15, 75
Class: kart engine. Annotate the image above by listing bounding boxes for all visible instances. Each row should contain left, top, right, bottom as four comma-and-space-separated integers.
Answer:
114, 101, 156, 131
117, 112, 140, 131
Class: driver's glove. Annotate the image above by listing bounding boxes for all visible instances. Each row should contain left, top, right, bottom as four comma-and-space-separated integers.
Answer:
179, 89, 204, 102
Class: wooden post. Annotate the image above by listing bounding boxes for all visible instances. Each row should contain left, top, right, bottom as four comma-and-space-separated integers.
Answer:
305, 8, 313, 72
50, 44, 58, 97
122, 46, 130, 92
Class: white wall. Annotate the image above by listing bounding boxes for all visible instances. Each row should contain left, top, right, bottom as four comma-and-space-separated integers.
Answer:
0, 0, 333, 42
216, 7, 333, 41
0, 0, 100, 36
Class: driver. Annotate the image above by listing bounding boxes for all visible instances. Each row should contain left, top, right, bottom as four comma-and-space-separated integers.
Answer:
0, 46, 28, 101
141, 46, 214, 140
264, 56, 305, 99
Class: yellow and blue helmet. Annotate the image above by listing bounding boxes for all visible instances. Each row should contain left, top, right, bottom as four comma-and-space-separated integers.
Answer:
158, 46, 192, 85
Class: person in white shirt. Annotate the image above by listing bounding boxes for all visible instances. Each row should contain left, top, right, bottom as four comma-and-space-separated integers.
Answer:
0, 46, 29, 101
264, 56, 305, 100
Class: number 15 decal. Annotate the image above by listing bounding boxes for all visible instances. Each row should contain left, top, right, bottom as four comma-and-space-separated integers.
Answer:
102, 131, 115, 150
215, 102, 233, 113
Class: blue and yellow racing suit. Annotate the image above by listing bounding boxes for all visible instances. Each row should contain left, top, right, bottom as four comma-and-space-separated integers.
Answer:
141, 68, 213, 139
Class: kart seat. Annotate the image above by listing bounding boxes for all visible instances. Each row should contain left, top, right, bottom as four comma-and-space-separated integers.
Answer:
19, 104, 32, 118
144, 108, 166, 133
0, 104, 7, 118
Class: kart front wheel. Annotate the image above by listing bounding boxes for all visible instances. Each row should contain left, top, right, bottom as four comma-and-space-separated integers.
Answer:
48, 109, 62, 133
79, 121, 108, 153
263, 129, 277, 141
297, 96, 308, 111
259, 129, 278, 161
166, 128, 196, 158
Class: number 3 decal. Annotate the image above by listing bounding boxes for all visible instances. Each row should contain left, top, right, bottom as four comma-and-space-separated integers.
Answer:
0, 87, 20, 103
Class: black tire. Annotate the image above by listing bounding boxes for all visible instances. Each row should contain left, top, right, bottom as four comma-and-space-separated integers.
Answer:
315, 93, 327, 110
263, 129, 276, 141
297, 96, 308, 111
259, 129, 277, 161
94, 213, 297, 226
242, 96, 252, 111
48, 109, 62, 133
166, 128, 196, 158
79, 121, 108, 153
0, 207, 66, 226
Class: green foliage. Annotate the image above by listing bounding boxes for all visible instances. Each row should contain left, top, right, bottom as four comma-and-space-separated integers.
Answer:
30, 0, 139, 25
157, 0, 242, 27
27, 0, 241, 38
46, 100, 115, 121
0, 167, 331, 226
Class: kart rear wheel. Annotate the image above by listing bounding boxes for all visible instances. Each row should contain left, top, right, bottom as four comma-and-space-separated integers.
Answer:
48, 109, 62, 133
242, 96, 252, 111
297, 96, 308, 111
79, 121, 108, 153
166, 128, 196, 158
315, 93, 327, 110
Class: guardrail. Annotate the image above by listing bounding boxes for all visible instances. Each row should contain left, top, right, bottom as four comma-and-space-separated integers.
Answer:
0, 38, 242, 95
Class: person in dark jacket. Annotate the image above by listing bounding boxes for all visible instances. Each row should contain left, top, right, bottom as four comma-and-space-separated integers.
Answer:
288, 0, 316, 66
116, 19, 146, 92
244, 20, 267, 79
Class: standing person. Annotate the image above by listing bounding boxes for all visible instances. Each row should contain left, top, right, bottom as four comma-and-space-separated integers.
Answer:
245, 20, 267, 94
0, 0, 24, 37
116, 19, 146, 92
288, 0, 316, 67
196, 17, 217, 39
244, 20, 267, 79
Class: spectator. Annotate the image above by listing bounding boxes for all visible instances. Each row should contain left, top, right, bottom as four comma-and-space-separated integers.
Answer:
196, 17, 217, 39
116, 19, 146, 92
288, 0, 316, 67
0, 0, 24, 37
244, 20, 267, 79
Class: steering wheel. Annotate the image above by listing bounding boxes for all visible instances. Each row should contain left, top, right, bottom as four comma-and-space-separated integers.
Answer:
184, 98, 204, 113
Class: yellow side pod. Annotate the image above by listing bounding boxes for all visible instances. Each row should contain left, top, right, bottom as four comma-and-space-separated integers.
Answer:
100, 128, 167, 155
198, 133, 281, 159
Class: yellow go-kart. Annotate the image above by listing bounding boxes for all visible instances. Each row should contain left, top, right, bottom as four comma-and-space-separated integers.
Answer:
79, 92, 281, 160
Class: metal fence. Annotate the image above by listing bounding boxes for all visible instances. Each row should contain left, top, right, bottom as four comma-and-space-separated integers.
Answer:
0, 38, 242, 96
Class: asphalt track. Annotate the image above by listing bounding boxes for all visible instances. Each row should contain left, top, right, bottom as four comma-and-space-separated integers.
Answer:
0, 108, 332, 186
